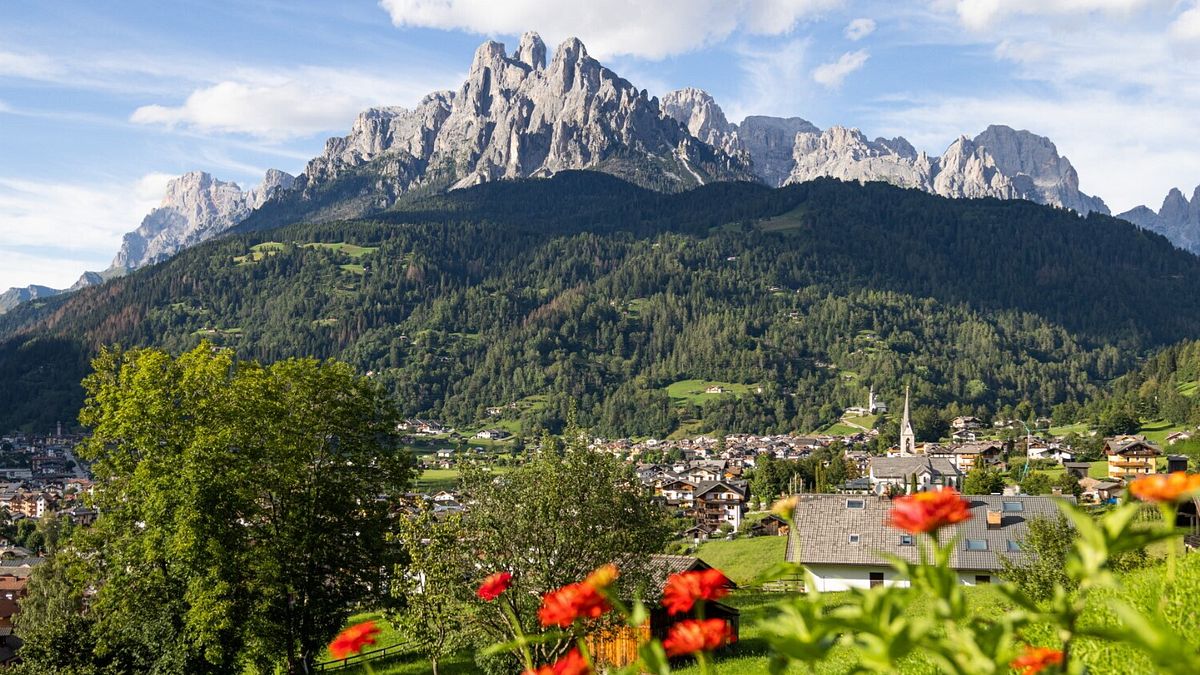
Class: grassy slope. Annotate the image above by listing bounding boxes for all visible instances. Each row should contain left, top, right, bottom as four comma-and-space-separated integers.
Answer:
693, 536, 788, 586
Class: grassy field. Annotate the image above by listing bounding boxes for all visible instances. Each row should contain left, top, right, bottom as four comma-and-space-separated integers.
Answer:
665, 379, 757, 405
1049, 422, 1089, 436
303, 242, 378, 257
693, 535, 788, 587
414, 468, 461, 492
1135, 418, 1187, 445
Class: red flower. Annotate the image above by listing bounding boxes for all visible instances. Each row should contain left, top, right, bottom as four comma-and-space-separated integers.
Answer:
662, 568, 731, 616
538, 582, 611, 627
1129, 472, 1200, 503
1011, 646, 1064, 675
477, 571, 513, 601
537, 565, 619, 628
662, 618, 736, 657
888, 487, 972, 534
522, 648, 592, 675
329, 620, 382, 659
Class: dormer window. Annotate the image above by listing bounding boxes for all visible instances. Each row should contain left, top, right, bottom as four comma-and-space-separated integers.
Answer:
849, 534, 861, 543
846, 499, 865, 509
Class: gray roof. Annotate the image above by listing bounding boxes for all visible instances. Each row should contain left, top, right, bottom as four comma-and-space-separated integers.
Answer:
786, 494, 1070, 571
870, 456, 961, 479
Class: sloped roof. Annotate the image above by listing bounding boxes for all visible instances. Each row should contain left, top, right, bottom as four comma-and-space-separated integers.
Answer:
870, 456, 960, 479
786, 494, 1069, 571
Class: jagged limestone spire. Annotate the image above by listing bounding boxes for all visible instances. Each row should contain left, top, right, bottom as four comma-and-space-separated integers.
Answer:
899, 386, 915, 456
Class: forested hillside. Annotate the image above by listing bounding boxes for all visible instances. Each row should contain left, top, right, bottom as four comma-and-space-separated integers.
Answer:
3, 174, 1199, 435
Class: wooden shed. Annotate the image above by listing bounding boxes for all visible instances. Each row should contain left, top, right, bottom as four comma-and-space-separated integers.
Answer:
587, 555, 739, 668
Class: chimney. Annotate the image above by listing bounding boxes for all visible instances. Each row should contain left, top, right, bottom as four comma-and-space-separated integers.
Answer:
986, 510, 1002, 529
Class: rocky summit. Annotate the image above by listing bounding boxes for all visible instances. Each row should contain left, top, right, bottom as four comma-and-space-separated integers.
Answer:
1118, 185, 1200, 254
661, 89, 1109, 215
287, 32, 753, 211
110, 168, 295, 273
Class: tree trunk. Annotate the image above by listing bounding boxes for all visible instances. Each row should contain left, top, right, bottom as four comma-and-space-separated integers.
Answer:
431, 656, 439, 675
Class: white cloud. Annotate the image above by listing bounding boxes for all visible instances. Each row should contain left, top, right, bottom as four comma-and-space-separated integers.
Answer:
1171, 4, 1200, 41
0, 175, 170, 288
376, 0, 842, 59
130, 66, 458, 140
725, 38, 812, 122
952, 0, 1158, 30
812, 49, 869, 87
0, 50, 62, 80
844, 18, 877, 40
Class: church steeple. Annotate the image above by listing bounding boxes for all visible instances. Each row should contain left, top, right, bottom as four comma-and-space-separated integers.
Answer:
899, 386, 916, 456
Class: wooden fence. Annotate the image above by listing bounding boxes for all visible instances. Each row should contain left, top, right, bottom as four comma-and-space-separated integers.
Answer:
314, 640, 414, 672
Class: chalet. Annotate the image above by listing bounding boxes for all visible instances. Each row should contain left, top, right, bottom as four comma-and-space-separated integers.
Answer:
1063, 462, 1092, 479
1104, 436, 1161, 479
693, 481, 749, 532
867, 456, 962, 495
704, 385, 728, 394
1078, 477, 1123, 503
785, 494, 1068, 591
951, 416, 983, 431
930, 442, 1003, 472
473, 429, 512, 441
588, 555, 738, 668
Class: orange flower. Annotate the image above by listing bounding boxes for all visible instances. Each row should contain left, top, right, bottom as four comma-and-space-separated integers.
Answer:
329, 620, 382, 659
662, 618, 736, 657
477, 571, 513, 601
1011, 646, 1064, 675
888, 487, 972, 534
537, 565, 619, 628
522, 648, 592, 675
662, 568, 731, 616
1129, 472, 1200, 503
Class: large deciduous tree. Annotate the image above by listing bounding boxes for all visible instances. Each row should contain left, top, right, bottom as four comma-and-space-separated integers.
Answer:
460, 425, 672, 667
20, 343, 412, 674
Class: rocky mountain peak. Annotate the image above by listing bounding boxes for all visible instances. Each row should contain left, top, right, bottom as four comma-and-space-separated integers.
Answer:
1117, 183, 1200, 254
661, 88, 734, 144
110, 168, 293, 272
972, 124, 1107, 215
516, 31, 547, 70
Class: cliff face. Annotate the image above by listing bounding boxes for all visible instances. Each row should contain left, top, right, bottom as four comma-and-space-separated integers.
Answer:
110, 169, 295, 272
1119, 185, 1200, 254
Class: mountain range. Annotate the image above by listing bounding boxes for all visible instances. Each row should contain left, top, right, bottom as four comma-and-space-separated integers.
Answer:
3, 31, 1196, 311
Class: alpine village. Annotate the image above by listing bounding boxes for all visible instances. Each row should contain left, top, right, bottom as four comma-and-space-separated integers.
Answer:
4, 5, 1200, 675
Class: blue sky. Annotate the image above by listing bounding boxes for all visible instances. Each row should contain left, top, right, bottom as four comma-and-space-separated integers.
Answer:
3, 0, 1200, 290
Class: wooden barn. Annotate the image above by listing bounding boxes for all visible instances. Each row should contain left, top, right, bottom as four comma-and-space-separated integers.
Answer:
588, 555, 739, 668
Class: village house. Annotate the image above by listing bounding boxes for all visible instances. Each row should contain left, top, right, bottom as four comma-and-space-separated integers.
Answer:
928, 442, 1004, 473
1104, 436, 1162, 480
951, 416, 983, 431
786, 494, 1067, 591
1078, 477, 1123, 503
473, 429, 512, 441
692, 481, 749, 532
868, 456, 963, 495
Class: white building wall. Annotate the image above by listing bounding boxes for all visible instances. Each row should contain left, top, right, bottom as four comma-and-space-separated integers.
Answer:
804, 564, 999, 592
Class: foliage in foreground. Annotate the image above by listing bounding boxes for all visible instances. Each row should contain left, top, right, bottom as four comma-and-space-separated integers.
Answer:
14, 343, 413, 674
475, 481, 1200, 675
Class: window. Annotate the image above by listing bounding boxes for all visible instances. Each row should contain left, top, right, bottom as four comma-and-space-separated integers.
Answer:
900, 534, 915, 546
849, 534, 861, 543
975, 575, 991, 584
1006, 540, 1022, 552
965, 539, 988, 551
1002, 501, 1024, 512
869, 572, 884, 588
846, 499, 865, 509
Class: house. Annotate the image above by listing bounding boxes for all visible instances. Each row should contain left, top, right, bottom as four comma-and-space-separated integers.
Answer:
867, 456, 962, 495
784, 494, 1068, 591
705, 385, 728, 394
951, 429, 980, 442
1078, 477, 1123, 503
693, 481, 749, 532
929, 442, 1003, 472
474, 429, 512, 441
951, 416, 983, 431
1104, 436, 1162, 479
588, 555, 738, 668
